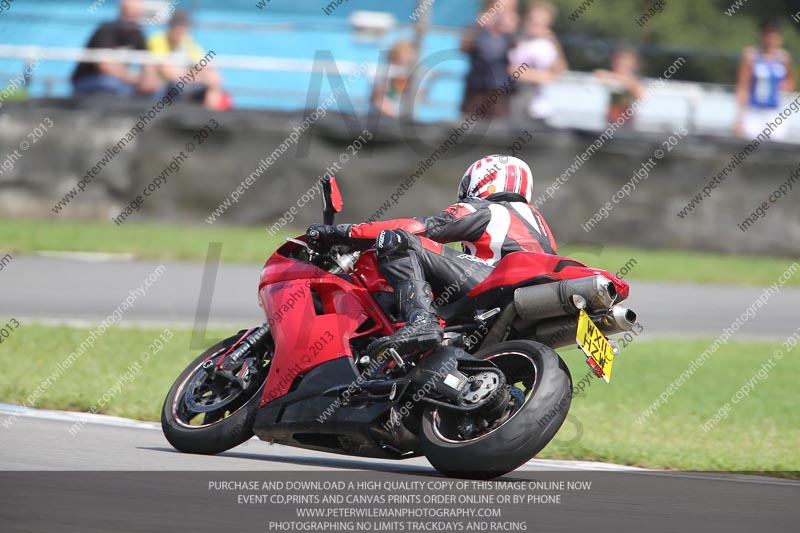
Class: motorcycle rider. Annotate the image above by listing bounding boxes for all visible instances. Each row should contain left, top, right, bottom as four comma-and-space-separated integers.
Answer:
308, 155, 557, 356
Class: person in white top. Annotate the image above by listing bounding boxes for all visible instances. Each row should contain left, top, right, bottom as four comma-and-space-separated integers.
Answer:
507, 1, 567, 121
734, 19, 796, 141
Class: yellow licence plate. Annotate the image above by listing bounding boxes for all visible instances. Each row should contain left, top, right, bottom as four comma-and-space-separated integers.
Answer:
576, 309, 615, 383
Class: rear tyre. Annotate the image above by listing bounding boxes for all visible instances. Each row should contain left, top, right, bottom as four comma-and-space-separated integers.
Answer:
161, 332, 272, 455
419, 340, 572, 479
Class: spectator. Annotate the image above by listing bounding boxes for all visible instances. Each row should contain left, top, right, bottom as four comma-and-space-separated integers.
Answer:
71, 0, 153, 96
147, 10, 228, 110
735, 19, 796, 140
508, 1, 567, 122
460, 0, 519, 119
594, 47, 645, 124
371, 40, 416, 118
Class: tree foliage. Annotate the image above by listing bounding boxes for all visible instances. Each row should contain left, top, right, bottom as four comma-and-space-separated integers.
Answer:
527, 0, 800, 83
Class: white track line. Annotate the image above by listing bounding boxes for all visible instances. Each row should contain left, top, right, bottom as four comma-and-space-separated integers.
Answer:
33, 251, 136, 262
0, 404, 641, 472
525, 458, 644, 471
5, 406, 795, 482
0, 404, 160, 431
9, 317, 249, 329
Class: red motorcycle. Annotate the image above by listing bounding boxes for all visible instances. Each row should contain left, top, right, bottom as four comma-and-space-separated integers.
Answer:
162, 177, 637, 478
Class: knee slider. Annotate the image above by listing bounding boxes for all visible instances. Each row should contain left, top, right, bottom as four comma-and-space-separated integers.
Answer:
376, 229, 408, 257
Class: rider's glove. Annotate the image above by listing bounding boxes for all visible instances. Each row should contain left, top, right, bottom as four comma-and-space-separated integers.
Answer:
306, 224, 350, 249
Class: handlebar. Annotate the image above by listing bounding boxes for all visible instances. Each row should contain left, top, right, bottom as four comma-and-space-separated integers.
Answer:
287, 235, 360, 275
307, 227, 322, 242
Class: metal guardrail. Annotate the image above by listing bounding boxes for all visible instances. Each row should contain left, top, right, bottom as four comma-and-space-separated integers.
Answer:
1, 43, 797, 139
0, 44, 373, 74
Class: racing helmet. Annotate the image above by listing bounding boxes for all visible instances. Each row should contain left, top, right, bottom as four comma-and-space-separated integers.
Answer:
457, 155, 533, 203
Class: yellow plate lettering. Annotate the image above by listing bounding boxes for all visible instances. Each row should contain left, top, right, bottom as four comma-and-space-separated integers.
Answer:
576, 309, 615, 383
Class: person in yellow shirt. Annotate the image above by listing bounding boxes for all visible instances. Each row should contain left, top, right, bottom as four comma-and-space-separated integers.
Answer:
147, 10, 227, 110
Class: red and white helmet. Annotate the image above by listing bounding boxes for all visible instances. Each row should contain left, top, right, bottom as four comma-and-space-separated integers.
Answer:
457, 155, 534, 203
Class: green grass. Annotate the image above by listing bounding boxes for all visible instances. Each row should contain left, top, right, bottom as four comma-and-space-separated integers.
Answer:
1, 218, 799, 286
539, 339, 799, 474
566, 245, 800, 287
0, 218, 291, 264
0, 325, 230, 421
1, 325, 797, 474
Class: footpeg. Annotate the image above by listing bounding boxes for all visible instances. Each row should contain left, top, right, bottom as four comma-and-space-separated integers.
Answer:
386, 348, 405, 369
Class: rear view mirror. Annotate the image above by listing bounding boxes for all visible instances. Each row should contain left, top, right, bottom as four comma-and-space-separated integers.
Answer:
322, 175, 343, 225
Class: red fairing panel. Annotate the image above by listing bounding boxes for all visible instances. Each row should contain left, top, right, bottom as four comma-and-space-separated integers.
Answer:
259, 247, 329, 287
352, 250, 394, 293
258, 276, 371, 406
467, 252, 629, 301
257, 249, 382, 406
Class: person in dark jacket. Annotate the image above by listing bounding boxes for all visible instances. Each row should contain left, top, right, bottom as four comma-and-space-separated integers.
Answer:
72, 0, 154, 96
460, 0, 519, 118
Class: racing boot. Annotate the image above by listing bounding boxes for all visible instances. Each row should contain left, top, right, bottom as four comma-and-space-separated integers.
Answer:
367, 280, 444, 360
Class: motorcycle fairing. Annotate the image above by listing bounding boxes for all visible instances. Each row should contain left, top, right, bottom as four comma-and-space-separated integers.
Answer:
252, 356, 413, 460
259, 252, 386, 407
258, 241, 631, 406
467, 251, 629, 300
437, 251, 629, 321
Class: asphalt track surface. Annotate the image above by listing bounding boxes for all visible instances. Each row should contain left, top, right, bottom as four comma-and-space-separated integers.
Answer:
1, 408, 798, 533
0, 407, 640, 472
2, 256, 799, 530
2, 254, 799, 339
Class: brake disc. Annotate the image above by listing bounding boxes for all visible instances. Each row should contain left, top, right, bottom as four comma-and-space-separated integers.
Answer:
183, 370, 243, 413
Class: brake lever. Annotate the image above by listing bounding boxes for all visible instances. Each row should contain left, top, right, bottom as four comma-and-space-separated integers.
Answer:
286, 238, 319, 259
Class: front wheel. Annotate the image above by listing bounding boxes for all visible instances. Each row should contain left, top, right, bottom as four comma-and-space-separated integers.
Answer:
161, 330, 272, 455
419, 340, 572, 478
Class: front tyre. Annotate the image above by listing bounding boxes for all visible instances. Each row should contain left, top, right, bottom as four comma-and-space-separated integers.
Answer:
420, 340, 572, 479
161, 331, 272, 455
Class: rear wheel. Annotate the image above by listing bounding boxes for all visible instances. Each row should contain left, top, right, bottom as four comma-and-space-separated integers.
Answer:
161, 331, 272, 455
419, 340, 572, 478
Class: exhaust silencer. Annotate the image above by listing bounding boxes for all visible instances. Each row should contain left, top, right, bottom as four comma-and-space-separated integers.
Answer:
513, 275, 617, 321
521, 305, 638, 349
597, 305, 638, 337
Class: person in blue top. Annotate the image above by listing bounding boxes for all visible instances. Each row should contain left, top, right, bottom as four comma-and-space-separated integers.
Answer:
735, 19, 796, 141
